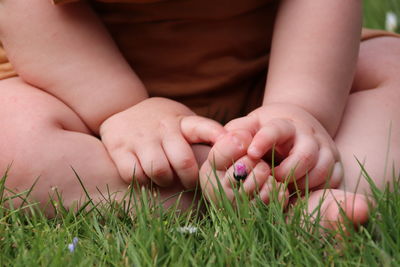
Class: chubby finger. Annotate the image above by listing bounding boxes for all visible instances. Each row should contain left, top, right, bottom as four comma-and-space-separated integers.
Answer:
207, 130, 252, 170
274, 133, 319, 182
313, 161, 343, 190
296, 147, 336, 190
247, 119, 296, 159
203, 156, 268, 202
224, 116, 259, 135
162, 133, 199, 189
199, 160, 229, 203
181, 116, 227, 144
216, 156, 271, 203
135, 141, 174, 187
199, 155, 256, 203
258, 176, 289, 207
305, 189, 369, 231
109, 149, 148, 185
222, 157, 270, 195
239, 161, 271, 197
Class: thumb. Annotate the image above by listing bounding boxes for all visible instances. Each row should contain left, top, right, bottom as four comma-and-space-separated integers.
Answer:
181, 115, 226, 144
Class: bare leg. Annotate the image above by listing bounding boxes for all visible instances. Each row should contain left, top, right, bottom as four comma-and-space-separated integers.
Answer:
0, 78, 201, 215
337, 37, 400, 192
307, 36, 400, 228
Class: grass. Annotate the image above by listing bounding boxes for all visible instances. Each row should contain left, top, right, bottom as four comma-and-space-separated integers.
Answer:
1, 167, 400, 266
364, 0, 399, 31
1, 2, 400, 266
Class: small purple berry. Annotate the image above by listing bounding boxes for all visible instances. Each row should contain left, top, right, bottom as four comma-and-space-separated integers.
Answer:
233, 162, 247, 182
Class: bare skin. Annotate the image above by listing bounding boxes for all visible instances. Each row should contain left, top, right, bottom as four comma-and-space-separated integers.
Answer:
0, 0, 226, 191
200, 0, 363, 205
199, 0, 400, 227
201, 36, 400, 228
0, 0, 399, 229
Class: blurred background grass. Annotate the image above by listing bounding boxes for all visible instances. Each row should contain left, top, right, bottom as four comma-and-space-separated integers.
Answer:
364, 0, 399, 32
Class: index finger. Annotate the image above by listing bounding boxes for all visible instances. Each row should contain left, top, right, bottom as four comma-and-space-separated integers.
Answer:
181, 116, 227, 144
207, 130, 252, 170
247, 119, 296, 159
224, 115, 259, 135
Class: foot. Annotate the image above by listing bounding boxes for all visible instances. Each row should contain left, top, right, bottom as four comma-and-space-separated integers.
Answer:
305, 189, 370, 231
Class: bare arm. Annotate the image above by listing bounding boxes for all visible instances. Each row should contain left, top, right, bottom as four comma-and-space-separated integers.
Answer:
263, 0, 362, 136
0, 0, 148, 133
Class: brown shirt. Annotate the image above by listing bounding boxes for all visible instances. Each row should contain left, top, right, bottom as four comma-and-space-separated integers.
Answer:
0, 1, 397, 121
84, 0, 278, 120
1, 0, 278, 121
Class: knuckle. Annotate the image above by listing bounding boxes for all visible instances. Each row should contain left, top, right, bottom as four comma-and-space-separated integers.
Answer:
311, 166, 329, 180
268, 119, 282, 128
134, 175, 149, 185
121, 165, 145, 184
299, 151, 315, 164
105, 139, 126, 152
176, 156, 196, 171
103, 136, 137, 152
159, 118, 175, 132
273, 118, 292, 129
257, 162, 270, 176
150, 163, 171, 179
158, 119, 169, 130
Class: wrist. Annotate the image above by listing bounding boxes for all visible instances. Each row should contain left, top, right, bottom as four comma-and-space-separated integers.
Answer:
99, 97, 195, 137
82, 80, 148, 135
261, 101, 339, 136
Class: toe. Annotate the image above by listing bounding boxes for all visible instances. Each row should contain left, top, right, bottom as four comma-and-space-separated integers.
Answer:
307, 189, 370, 231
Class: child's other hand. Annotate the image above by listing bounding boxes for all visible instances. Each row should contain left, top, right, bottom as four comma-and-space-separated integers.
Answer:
99, 97, 225, 188
199, 130, 289, 205
225, 103, 343, 190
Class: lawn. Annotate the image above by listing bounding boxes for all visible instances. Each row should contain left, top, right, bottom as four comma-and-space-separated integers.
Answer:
1, 1, 400, 266
364, 0, 399, 31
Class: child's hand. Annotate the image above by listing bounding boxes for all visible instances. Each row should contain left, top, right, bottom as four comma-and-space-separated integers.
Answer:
99, 97, 226, 188
199, 130, 289, 205
225, 103, 343, 190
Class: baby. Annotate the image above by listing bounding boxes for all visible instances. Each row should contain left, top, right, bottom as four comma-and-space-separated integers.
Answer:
0, 0, 399, 228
